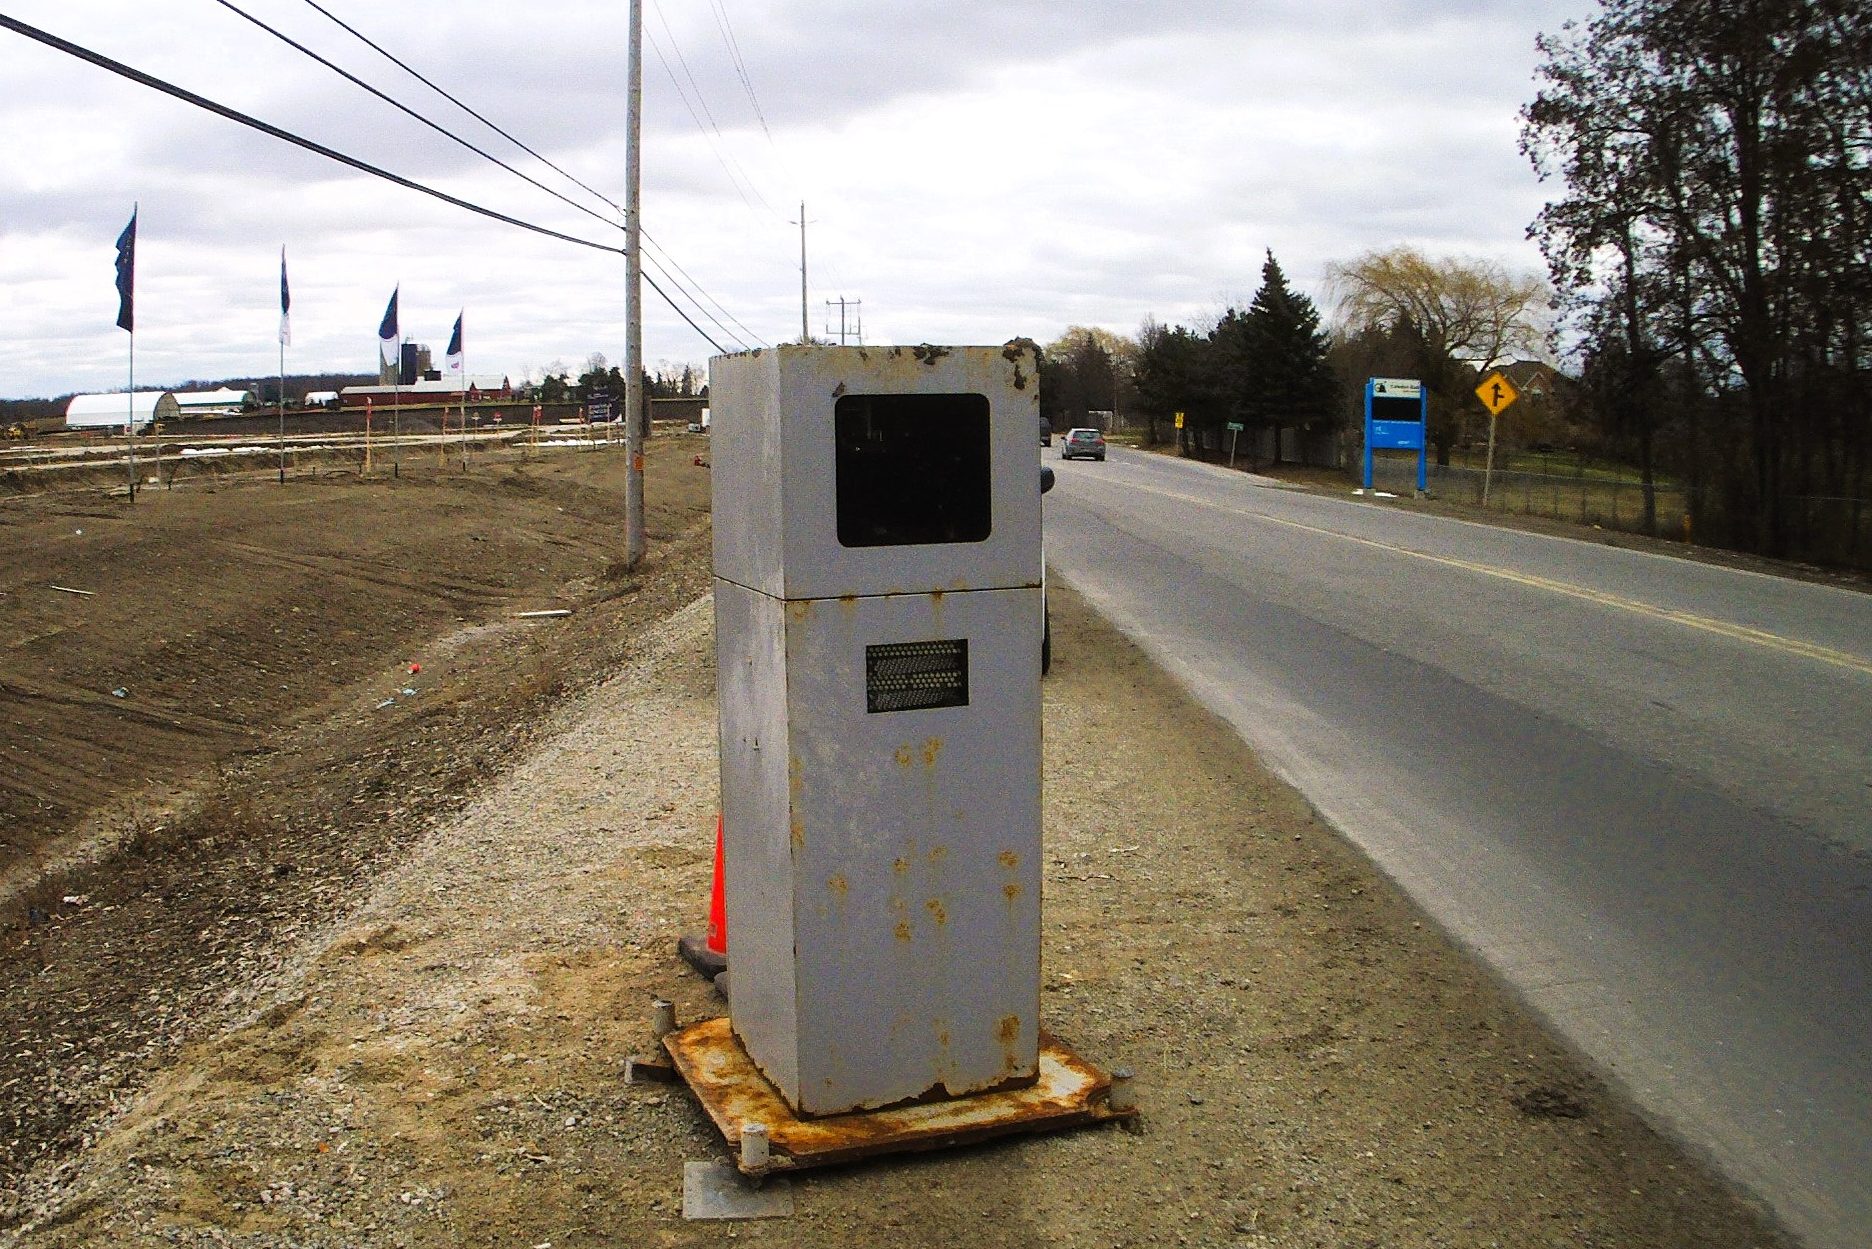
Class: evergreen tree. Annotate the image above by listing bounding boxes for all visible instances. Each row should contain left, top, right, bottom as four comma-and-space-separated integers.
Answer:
1134, 318, 1212, 449
1240, 250, 1334, 464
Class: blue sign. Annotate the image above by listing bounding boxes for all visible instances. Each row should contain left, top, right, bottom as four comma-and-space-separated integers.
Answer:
1363, 378, 1427, 492
1369, 420, 1425, 451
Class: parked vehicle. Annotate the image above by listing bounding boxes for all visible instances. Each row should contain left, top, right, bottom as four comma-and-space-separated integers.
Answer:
1040, 465, 1055, 674
1060, 428, 1106, 461
1040, 418, 1052, 447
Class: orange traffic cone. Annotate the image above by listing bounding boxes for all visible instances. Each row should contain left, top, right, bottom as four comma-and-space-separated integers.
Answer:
678, 814, 728, 981
705, 813, 727, 956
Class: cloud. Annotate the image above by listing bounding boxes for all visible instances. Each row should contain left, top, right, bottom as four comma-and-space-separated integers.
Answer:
1, 0, 1586, 397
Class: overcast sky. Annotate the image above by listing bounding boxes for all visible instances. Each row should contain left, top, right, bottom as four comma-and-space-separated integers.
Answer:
0, 0, 1591, 399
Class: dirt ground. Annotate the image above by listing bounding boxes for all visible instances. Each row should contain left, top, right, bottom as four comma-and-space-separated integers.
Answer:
0, 439, 714, 1185
1, 442, 1793, 1246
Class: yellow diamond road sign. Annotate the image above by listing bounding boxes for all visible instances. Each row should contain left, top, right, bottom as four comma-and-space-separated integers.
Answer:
1476, 371, 1519, 417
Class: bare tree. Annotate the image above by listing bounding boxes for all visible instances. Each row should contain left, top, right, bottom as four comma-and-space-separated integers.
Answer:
1325, 246, 1550, 371
1323, 246, 1549, 462
1524, 0, 1872, 559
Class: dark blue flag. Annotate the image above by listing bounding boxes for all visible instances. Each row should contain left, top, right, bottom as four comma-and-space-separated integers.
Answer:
446, 311, 464, 373
114, 210, 137, 333
279, 247, 291, 346
378, 287, 399, 368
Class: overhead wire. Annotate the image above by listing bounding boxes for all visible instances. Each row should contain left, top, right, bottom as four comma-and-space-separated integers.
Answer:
644, 0, 833, 340
0, 12, 623, 255
640, 240, 759, 350
645, 28, 769, 219
293, 0, 759, 349
642, 234, 766, 347
210, 0, 625, 237
641, 254, 744, 351
698, 1, 854, 318
295, 0, 628, 220
0, 11, 735, 352
643, 270, 729, 354
708, 0, 775, 146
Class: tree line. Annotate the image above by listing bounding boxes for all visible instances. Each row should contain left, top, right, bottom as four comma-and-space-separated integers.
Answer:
1043, 2, 1867, 569
1040, 246, 1552, 471
1039, 251, 1341, 465
531, 354, 704, 405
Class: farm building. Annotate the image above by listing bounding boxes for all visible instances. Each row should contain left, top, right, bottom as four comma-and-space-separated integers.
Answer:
64, 391, 178, 432
303, 390, 339, 407
173, 388, 255, 416
339, 375, 512, 408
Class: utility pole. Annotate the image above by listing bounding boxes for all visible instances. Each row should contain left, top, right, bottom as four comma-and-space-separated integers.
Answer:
624, 0, 646, 568
793, 200, 810, 343
824, 297, 862, 346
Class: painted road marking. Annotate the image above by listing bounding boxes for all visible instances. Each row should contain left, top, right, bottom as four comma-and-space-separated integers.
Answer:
1107, 478, 1872, 679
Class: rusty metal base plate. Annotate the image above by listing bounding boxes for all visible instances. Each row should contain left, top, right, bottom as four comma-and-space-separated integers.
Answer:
662, 1016, 1135, 1175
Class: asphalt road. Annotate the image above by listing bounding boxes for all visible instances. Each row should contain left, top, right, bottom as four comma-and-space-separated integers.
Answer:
1043, 447, 1872, 1249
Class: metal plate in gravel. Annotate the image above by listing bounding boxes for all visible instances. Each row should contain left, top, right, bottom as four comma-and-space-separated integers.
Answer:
682, 1160, 794, 1220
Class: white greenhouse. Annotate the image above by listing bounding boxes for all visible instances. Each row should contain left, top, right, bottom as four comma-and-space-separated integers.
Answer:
64, 391, 179, 432
173, 388, 255, 415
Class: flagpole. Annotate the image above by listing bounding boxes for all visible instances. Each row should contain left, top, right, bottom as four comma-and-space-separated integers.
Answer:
113, 204, 140, 501
127, 318, 136, 503
439, 308, 450, 469
393, 324, 401, 479
278, 246, 288, 485
126, 202, 137, 504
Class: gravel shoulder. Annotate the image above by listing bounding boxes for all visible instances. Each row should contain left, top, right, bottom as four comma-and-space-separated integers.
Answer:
2, 565, 1792, 1247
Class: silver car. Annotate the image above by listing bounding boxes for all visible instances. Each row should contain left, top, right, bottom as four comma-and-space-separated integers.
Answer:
1060, 428, 1106, 461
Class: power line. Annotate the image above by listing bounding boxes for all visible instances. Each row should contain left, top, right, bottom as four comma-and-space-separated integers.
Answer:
295, 0, 628, 220
644, 270, 727, 354
640, 243, 754, 351
696, 1, 852, 301
212, 0, 624, 237
2, 12, 744, 353
641, 233, 767, 347
297, 0, 758, 350
642, 253, 744, 351
709, 0, 775, 145
644, 25, 772, 219
0, 13, 624, 255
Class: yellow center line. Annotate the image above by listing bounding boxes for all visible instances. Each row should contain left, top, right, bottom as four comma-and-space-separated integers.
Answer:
1115, 478, 1872, 678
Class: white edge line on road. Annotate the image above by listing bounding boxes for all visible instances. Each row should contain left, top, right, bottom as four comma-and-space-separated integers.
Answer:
1099, 474, 1872, 680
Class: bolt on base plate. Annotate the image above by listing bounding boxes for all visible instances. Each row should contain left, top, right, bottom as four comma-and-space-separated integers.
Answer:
662, 1016, 1137, 1175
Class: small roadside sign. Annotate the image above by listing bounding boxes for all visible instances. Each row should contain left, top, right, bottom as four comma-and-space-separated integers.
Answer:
1174, 411, 1185, 429
1476, 372, 1519, 417
1226, 421, 1244, 432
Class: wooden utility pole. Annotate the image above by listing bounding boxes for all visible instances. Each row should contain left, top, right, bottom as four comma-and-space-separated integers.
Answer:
795, 201, 809, 343
624, 0, 646, 568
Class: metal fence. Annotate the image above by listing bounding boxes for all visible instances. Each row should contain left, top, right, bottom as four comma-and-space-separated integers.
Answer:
1414, 462, 1872, 571
1425, 464, 1692, 536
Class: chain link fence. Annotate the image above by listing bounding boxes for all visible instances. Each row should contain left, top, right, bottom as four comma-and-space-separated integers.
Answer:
1414, 462, 1872, 571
